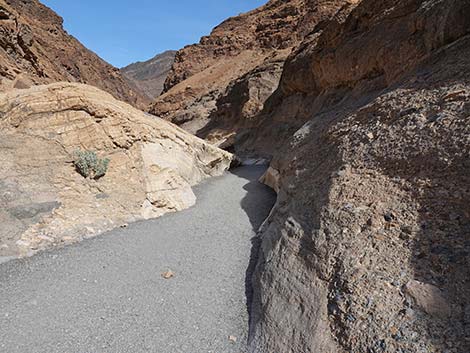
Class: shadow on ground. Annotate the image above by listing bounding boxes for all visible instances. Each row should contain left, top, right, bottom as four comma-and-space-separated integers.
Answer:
229, 166, 277, 334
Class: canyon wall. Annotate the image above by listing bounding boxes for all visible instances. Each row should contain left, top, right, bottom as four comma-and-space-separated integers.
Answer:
0, 0, 149, 108
248, 0, 470, 352
148, 0, 470, 351
149, 0, 351, 139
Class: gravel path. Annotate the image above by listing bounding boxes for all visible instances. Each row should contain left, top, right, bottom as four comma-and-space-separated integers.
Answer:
0, 166, 276, 353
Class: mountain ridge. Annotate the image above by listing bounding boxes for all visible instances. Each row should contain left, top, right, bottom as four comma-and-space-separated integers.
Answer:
121, 50, 176, 99
0, 0, 149, 108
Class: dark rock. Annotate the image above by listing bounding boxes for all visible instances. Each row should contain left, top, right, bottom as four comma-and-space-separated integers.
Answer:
8, 201, 60, 220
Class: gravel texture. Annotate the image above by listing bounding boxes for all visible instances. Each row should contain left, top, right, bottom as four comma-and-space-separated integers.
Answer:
0, 166, 276, 353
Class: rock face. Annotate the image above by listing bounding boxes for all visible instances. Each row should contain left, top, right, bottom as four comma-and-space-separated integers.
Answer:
149, 0, 350, 136
0, 82, 232, 258
0, 0, 149, 108
144, 1, 470, 350
244, 0, 470, 352
121, 50, 177, 100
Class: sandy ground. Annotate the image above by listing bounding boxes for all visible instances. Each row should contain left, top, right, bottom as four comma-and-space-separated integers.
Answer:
0, 166, 276, 353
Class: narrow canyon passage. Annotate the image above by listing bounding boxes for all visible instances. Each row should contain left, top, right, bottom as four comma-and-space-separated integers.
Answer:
0, 166, 276, 353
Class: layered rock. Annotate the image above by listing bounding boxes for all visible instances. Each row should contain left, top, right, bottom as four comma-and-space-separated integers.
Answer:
121, 50, 177, 100
246, 0, 470, 352
149, 0, 350, 136
0, 82, 232, 259
0, 0, 149, 108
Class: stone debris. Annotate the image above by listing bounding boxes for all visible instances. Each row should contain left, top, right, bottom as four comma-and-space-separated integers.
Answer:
161, 270, 175, 279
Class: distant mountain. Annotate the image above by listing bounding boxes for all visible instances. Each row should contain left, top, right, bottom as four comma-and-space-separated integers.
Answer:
0, 0, 149, 108
121, 50, 177, 100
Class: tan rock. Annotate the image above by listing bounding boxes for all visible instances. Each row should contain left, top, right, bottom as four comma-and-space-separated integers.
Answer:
404, 280, 451, 318
161, 270, 175, 279
259, 167, 280, 193
0, 82, 232, 256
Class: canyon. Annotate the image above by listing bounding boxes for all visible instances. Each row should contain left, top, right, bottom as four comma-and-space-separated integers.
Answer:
149, 0, 470, 351
0, 0, 469, 352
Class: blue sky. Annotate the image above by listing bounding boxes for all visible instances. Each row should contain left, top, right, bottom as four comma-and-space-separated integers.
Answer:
41, 0, 267, 68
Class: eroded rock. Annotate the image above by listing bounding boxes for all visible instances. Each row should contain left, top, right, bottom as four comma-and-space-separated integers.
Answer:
0, 82, 232, 257
149, 0, 352, 137
0, 0, 149, 108
246, 0, 470, 352
404, 280, 451, 318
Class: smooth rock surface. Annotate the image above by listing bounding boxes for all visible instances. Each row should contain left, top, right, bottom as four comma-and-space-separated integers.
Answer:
0, 82, 232, 257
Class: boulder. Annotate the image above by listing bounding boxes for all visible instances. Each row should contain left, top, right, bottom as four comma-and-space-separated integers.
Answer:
0, 82, 232, 257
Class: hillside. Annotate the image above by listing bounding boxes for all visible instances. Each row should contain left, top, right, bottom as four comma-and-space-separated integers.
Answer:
0, 0, 149, 108
250, 0, 470, 351
149, 0, 350, 134
121, 50, 176, 99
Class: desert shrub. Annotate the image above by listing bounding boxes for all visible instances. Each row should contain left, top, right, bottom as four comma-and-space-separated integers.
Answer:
73, 149, 110, 179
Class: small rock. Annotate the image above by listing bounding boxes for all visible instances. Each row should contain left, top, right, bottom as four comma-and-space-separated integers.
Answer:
161, 270, 175, 279
120, 223, 129, 228
228, 335, 237, 343
37, 234, 53, 242
15, 240, 30, 247
384, 212, 396, 222
95, 192, 109, 200
404, 279, 451, 318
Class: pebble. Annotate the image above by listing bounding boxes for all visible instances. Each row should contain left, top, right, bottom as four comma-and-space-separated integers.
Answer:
161, 270, 175, 279
384, 212, 396, 222
15, 240, 30, 247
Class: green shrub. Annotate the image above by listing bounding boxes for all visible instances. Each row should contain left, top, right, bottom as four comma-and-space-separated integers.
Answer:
73, 149, 110, 179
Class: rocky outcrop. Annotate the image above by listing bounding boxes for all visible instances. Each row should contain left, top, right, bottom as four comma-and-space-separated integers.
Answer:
0, 0, 149, 108
121, 50, 176, 99
198, 53, 286, 149
149, 0, 350, 135
246, 0, 470, 352
0, 82, 232, 259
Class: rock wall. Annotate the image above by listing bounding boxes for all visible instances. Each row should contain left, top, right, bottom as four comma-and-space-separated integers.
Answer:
149, 0, 350, 136
248, 0, 470, 352
0, 0, 149, 108
0, 82, 232, 259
